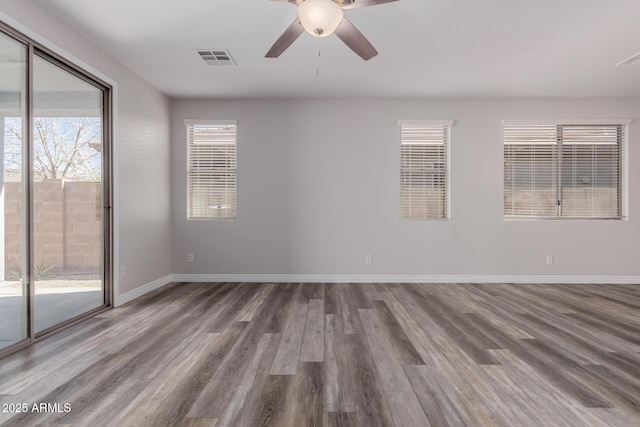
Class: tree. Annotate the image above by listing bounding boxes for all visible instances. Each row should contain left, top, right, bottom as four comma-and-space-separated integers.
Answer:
4, 116, 101, 181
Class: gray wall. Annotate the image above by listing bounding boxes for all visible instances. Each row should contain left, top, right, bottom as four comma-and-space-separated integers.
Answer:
0, 1, 173, 296
171, 98, 640, 277
5, 1, 638, 286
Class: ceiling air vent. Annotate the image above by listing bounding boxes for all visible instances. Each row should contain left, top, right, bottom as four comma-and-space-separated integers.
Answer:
617, 52, 640, 66
197, 49, 236, 66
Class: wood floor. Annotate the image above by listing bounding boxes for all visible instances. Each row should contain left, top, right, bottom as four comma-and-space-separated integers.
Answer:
1, 282, 639, 426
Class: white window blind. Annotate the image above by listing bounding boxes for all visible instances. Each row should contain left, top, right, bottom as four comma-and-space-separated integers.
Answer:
504, 121, 627, 219
400, 121, 452, 220
186, 120, 237, 219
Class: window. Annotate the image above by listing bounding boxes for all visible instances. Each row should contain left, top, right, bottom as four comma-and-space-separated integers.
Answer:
186, 120, 237, 219
504, 120, 629, 219
400, 120, 452, 220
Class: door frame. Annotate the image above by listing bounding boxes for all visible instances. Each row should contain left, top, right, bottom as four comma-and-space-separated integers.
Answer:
0, 20, 113, 358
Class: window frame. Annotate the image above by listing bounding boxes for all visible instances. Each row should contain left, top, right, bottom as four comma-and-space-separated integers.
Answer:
185, 119, 238, 220
399, 120, 454, 221
503, 119, 631, 221
0, 20, 114, 359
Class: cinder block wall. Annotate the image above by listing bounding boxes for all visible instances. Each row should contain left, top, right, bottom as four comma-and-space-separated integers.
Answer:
4, 180, 101, 279
4, 183, 22, 278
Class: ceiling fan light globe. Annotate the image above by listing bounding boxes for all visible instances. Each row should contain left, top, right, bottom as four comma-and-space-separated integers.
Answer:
297, 0, 344, 38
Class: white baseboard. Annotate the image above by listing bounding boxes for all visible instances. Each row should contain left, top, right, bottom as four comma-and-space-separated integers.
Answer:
115, 273, 638, 306
170, 274, 640, 285
114, 274, 174, 307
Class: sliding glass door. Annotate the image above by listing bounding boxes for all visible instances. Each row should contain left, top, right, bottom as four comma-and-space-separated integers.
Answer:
33, 55, 106, 333
0, 23, 111, 354
0, 31, 28, 351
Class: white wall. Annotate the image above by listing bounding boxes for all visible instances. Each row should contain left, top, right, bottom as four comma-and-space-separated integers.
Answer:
0, 1, 173, 298
171, 98, 640, 279
6, 0, 636, 287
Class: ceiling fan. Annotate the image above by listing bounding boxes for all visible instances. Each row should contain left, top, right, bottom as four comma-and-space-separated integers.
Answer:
265, 0, 400, 61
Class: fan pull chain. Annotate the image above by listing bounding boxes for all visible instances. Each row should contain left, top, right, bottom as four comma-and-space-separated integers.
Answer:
316, 48, 321, 77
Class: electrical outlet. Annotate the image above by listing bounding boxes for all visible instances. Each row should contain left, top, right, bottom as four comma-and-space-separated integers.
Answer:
546, 255, 554, 265
365, 254, 373, 264
187, 253, 194, 263
120, 266, 127, 279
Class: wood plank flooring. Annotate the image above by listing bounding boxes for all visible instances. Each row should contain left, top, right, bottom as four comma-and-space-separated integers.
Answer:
1, 282, 639, 426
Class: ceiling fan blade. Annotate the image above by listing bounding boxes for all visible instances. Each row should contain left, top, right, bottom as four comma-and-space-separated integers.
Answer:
265, 19, 305, 58
267, 0, 301, 5
341, 0, 400, 9
334, 18, 378, 60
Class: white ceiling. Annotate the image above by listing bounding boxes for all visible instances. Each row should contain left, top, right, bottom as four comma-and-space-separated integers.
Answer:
34, 0, 640, 98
